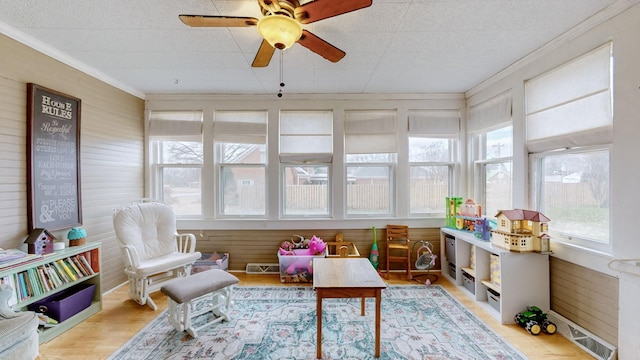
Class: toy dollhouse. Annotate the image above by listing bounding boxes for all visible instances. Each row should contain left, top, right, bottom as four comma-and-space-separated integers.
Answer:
491, 209, 550, 252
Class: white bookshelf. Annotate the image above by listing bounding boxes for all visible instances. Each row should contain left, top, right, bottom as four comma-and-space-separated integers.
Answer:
0, 242, 101, 343
440, 228, 549, 324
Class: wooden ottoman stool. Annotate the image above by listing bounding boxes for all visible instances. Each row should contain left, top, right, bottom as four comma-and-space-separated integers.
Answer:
161, 269, 239, 338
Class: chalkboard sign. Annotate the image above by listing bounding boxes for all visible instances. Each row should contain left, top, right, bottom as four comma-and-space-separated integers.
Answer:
27, 84, 82, 231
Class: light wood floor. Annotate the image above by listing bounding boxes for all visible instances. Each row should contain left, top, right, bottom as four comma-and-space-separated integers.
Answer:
37, 272, 592, 360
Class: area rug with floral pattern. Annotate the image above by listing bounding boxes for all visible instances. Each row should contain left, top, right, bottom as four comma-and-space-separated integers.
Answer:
108, 285, 526, 360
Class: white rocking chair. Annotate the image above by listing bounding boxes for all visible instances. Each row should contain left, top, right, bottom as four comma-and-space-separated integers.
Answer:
113, 201, 201, 310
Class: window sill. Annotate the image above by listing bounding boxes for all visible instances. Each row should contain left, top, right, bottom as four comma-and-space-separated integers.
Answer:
549, 240, 617, 276
177, 217, 445, 231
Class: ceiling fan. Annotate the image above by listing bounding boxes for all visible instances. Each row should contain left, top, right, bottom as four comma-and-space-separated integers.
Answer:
179, 0, 372, 67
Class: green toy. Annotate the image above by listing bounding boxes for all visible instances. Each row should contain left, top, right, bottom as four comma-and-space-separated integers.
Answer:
514, 305, 557, 335
369, 226, 379, 269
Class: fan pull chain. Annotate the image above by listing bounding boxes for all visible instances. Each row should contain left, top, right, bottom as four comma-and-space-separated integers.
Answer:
278, 50, 284, 97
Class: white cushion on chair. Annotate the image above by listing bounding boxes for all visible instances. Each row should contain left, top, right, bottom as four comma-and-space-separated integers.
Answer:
113, 201, 201, 310
134, 252, 201, 277
114, 202, 181, 261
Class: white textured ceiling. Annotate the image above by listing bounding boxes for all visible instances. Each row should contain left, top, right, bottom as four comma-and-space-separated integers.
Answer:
0, 0, 624, 97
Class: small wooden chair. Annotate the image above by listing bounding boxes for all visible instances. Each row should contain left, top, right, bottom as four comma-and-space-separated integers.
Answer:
384, 225, 412, 280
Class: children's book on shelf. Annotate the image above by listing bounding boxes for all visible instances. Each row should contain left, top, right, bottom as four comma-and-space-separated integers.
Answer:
0, 251, 43, 270
64, 257, 84, 278
78, 255, 95, 275
0, 248, 27, 263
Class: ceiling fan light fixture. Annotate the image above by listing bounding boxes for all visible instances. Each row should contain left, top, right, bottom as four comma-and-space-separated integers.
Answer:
257, 14, 302, 50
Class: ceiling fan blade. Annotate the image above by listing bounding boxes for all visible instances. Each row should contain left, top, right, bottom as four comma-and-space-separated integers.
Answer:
252, 39, 276, 67
295, 0, 372, 24
297, 30, 345, 63
179, 15, 258, 27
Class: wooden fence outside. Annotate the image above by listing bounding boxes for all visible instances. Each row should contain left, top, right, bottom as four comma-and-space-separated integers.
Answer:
185, 182, 601, 215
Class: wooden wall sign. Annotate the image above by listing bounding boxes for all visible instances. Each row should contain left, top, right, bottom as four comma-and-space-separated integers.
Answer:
27, 84, 82, 231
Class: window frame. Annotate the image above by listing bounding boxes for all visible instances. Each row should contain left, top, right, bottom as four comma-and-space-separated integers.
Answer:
529, 145, 611, 253
407, 136, 457, 217
145, 100, 466, 229
281, 164, 332, 218
278, 110, 334, 219
471, 125, 513, 219
149, 140, 204, 217
212, 111, 269, 219
217, 162, 266, 218
345, 154, 396, 218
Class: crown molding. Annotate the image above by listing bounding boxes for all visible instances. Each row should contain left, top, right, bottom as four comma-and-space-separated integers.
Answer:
0, 20, 145, 99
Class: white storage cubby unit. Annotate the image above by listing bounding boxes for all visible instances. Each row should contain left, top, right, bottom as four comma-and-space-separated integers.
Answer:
440, 227, 549, 324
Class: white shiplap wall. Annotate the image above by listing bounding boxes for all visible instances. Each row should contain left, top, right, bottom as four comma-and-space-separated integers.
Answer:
0, 33, 145, 292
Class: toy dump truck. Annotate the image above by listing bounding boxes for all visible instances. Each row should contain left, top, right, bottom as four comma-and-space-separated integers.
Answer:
514, 305, 557, 335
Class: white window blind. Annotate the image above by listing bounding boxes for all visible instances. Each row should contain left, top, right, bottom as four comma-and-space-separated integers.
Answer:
213, 111, 267, 144
148, 111, 203, 141
408, 109, 460, 136
279, 110, 333, 163
344, 110, 397, 154
468, 92, 512, 134
525, 43, 612, 152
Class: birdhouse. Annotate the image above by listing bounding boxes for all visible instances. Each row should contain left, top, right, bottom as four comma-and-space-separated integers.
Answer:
24, 228, 56, 255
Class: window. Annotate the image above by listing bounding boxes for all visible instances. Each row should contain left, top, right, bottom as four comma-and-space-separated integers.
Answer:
149, 111, 203, 216
214, 111, 267, 216
280, 111, 333, 217
469, 92, 513, 219
408, 110, 459, 216
147, 103, 466, 224
526, 43, 612, 251
344, 110, 397, 216
530, 148, 610, 248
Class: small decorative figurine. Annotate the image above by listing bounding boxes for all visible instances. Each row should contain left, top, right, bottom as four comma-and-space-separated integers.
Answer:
67, 227, 87, 246
24, 228, 55, 255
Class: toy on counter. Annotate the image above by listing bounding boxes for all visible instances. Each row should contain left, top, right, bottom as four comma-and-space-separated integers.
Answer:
460, 198, 482, 217
446, 197, 463, 228
515, 306, 556, 335
446, 198, 492, 240
471, 217, 492, 240
491, 209, 551, 252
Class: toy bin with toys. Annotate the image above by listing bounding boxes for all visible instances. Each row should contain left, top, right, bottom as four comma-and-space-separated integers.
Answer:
192, 252, 229, 273
278, 235, 327, 283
